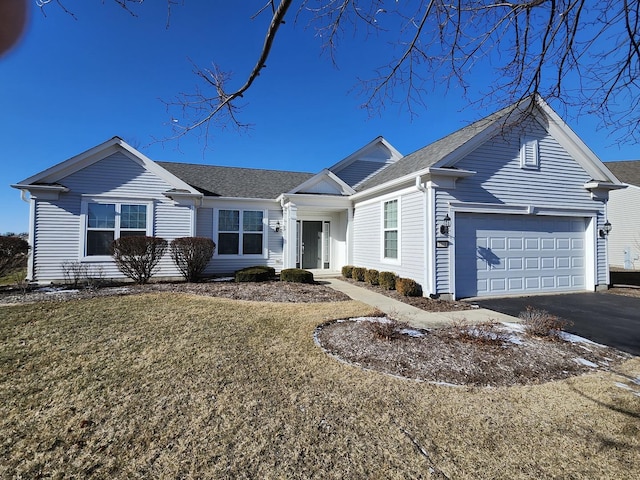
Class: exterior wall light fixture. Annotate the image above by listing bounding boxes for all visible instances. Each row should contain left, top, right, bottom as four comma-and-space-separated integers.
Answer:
599, 220, 612, 238
440, 214, 451, 236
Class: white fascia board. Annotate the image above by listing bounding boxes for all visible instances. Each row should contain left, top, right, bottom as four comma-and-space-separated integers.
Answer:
327, 136, 403, 173
10, 184, 70, 200
16, 136, 201, 196
534, 98, 624, 184
115, 142, 200, 194
280, 193, 353, 209
351, 166, 476, 202
16, 137, 124, 185
583, 181, 627, 191
288, 169, 356, 195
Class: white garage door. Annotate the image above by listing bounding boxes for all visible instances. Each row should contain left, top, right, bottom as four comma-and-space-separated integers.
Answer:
455, 213, 586, 298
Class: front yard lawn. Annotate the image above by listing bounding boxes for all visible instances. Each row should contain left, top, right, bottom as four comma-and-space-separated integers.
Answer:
1, 294, 639, 479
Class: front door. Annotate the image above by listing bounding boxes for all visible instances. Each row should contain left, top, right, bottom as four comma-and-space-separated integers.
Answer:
300, 221, 322, 269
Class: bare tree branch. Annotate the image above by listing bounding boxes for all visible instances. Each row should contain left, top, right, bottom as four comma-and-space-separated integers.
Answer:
166, 0, 293, 141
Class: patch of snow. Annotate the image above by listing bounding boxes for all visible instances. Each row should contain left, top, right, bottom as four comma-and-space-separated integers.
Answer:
354, 316, 393, 323
108, 287, 131, 294
632, 377, 640, 386
399, 328, 425, 338
210, 277, 234, 282
559, 331, 601, 346
574, 357, 598, 368
45, 289, 79, 295
505, 334, 524, 345
500, 322, 525, 333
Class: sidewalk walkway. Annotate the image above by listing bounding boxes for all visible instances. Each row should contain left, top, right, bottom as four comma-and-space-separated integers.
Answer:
323, 277, 519, 330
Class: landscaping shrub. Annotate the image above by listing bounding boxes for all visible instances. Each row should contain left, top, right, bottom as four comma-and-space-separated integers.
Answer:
378, 271, 397, 290
395, 277, 422, 297
170, 237, 216, 282
61, 261, 105, 289
0, 235, 29, 278
235, 265, 276, 282
364, 269, 379, 286
280, 268, 314, 284
366, 318, 411, 341
519, 306, 571, 339
341, 265, 354, 278
351, 267, 366, 282
111, 236, 167, 285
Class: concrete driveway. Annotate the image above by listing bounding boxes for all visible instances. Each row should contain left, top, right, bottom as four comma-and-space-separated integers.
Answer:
471, 292, 640, 356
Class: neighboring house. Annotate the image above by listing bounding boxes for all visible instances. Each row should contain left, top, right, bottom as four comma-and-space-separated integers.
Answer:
12, 96, 623, 299
603, 161, 640, 270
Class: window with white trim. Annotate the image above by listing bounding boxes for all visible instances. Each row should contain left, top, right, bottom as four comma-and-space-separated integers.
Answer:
520, 137, 539, 169
217, 209, 264, 255
383, 199, 398, 259
85, 202, 148, 256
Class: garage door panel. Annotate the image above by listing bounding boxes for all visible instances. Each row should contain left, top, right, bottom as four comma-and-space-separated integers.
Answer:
455, 213, 587, 298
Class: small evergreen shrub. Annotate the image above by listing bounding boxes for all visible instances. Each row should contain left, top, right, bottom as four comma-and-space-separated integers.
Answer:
170, 237, 216, 282
351, 267, 366, 282
396, 277, 422, 297
280, 268, 314, 284
341, 265, 354, 278
364, 269, 379, 286
234, 265, 275, 282
111, 236, 167, 285
378, 271, 397, 290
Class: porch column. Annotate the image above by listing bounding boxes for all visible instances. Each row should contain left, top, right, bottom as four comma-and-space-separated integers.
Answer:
283, 203, 298, 269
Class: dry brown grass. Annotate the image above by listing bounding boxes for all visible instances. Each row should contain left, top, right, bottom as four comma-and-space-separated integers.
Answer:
1, 293, 639, 479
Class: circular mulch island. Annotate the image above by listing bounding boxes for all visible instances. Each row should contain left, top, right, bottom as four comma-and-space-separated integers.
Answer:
314, 316, 632, 387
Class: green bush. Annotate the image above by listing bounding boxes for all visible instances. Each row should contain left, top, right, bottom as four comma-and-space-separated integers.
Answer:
280, 268, 315, 284
364, 269, 379, 286
111, 236, 167, 285
395, 277, 423, 297
378, 271, 397, 290
234, 265, 275, 282
341, 265, 354, 278
351, 267, 366, 282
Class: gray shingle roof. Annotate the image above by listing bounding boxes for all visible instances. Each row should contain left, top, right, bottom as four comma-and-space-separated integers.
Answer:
157, 162, 315, 199
356, 101, 529, 191
604, 160, 640, 187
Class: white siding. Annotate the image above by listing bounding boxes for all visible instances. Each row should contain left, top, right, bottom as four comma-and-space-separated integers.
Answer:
31, 152, 193, 283
196, 204, 284, 276
608, 186, 640, 269
352, 190, 426, 286
434, 119, 607, 294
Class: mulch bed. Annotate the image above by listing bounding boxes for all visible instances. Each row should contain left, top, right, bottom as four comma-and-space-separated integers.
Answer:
315, 317, 633, 387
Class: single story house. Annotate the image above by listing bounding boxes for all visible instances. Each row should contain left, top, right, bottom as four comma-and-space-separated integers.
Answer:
604, 161, 640, 270
12, 96, 624, 299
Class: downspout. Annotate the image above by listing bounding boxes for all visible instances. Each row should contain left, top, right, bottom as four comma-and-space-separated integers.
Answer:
416, 176, 431, 296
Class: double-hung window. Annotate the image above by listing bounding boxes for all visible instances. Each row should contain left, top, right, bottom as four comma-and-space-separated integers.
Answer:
218, 209, 264, 255
85, 202, 149, 256
383, 199, 399, 260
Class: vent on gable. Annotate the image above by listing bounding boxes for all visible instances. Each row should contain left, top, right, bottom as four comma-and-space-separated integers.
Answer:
520, 137, 539, 169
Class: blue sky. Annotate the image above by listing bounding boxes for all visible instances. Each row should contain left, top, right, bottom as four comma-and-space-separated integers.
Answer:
1, 1, 637, 234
